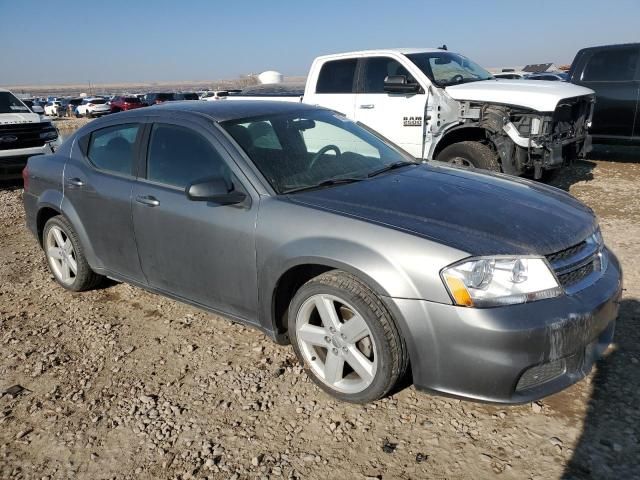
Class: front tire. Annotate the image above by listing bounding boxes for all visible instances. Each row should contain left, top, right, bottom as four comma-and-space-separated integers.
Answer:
43, 216, 103, 292
437, 141, 501, 172
288, 270, 408, 403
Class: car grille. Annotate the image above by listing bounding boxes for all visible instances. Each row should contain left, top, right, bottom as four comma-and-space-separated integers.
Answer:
545, 236, 602, 292
0, 123, 51, 150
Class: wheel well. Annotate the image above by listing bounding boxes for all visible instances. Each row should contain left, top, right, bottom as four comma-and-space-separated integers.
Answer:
36, 207, 61, 246
433, 126, 492, 159
272, 264, 335, 342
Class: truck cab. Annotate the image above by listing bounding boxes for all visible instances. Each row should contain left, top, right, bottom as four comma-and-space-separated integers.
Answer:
303, 49, 595, 178
568, 43, 640, 144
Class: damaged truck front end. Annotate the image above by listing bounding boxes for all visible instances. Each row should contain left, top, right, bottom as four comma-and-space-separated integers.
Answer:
440, 95, 595, 179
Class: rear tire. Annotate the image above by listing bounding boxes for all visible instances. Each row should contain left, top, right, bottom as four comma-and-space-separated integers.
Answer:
437, 141, 501, 172
288, 270, 408, 403
43, 215, 103, 292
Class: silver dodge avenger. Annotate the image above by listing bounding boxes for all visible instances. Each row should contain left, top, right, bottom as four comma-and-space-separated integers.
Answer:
23, 101, 622, 404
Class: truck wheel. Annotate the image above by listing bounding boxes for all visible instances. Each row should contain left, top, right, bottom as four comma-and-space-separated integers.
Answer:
437, 141, 501, 172
43, 216, 103, 292
288, 270, 408, 403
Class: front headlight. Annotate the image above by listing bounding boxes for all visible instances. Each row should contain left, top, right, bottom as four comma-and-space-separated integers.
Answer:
441, 256, 561, 308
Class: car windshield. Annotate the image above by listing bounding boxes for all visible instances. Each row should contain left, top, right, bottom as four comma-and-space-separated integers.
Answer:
0, 92, 30, 114
406, 52, 493, 87
222, 109, 416, 194
157, 93, 175, 101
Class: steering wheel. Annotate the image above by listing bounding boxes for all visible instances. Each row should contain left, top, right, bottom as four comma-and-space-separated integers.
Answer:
309, 144, 341, 169
451, 74, 464, 84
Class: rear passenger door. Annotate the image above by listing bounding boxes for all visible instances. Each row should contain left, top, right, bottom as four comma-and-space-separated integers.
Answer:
64, 121, 145, 282
573, 45, 640, 140
131, 118, 260, 321
304, 58, 358, 119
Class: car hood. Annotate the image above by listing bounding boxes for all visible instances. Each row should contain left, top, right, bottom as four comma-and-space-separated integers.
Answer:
0, 111, 42, 125
445, 79, 594, 112
286, 164, 597, 256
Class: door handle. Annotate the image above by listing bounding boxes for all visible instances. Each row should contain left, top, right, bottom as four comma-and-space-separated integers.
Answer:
359, 104, 375, 109
66, 177, 85, 187
136, 195, 160, 207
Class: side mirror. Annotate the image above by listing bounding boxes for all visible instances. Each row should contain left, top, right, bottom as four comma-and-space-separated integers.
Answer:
383, 75, 420, 94
186, 176, 247, 205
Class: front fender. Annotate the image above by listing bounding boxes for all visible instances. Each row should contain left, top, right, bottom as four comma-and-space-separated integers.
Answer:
259, 236, 430, 333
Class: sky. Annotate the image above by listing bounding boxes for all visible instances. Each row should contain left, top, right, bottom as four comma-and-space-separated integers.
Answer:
1, 0, 639, 85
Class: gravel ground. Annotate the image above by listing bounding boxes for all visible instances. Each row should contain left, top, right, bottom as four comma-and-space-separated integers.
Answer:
1, 149, 639, 480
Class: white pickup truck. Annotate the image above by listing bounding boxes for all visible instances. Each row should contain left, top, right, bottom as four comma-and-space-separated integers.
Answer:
230, 48, 595, 178
0, 88, 59, 180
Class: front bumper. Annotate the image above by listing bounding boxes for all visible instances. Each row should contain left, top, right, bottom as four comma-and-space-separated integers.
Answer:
385, 250, 622, 403
0, 144, 54, 180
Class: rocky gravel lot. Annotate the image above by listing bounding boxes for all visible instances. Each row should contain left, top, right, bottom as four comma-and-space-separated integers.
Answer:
1, 149, 639, 480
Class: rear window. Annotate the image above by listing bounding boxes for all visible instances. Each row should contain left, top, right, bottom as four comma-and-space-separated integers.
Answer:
582, 47, 639, 82
157, 93, 176, 101
123, 97, 140, 103
316, 59, 357, 94
90, 99, 107, 104
179, 93, 199, 100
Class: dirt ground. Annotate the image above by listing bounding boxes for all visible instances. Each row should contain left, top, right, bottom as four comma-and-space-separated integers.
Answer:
1, 148, 639, 480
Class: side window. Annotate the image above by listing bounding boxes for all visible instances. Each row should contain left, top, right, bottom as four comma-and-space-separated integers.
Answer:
362, 57, 413, 93
316, 59, 357, 94
87, 123, 140, 176
582, 48, 639, 82
146, 123, 230, 188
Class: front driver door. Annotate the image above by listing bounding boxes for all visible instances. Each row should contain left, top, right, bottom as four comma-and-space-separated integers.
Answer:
354, 56, 428, 158
131, 118, 259, 322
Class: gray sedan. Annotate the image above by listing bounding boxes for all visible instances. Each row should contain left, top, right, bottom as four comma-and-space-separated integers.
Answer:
22, 100, 621, 404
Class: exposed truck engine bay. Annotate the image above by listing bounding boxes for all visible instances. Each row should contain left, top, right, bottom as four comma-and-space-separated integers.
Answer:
442, 95, 595, 178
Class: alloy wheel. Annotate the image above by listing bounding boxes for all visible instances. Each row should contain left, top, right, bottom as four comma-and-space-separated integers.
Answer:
295, 294, 377, 394
46, 226, 77, 286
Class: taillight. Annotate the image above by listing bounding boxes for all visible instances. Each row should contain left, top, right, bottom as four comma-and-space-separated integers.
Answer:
22, 165, 29, 191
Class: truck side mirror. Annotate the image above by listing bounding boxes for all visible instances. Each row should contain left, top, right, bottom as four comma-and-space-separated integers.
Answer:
383, 75, 420, 94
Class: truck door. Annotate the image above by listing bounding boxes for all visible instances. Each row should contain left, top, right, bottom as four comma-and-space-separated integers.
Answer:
354, 56, 429, 158
302, 58, 357, 120
573, 45, 640, 140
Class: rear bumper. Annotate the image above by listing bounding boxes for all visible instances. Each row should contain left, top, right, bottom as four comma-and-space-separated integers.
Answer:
0, 144, 54, 180
385, 249, 622, 403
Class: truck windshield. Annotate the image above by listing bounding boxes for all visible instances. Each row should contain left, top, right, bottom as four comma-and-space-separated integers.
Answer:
406, 52, 494, 87
222, 109, 416, 194
0, 92, 31, 114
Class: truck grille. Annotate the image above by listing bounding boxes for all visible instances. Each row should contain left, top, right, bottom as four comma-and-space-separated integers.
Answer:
0, 122, 54, 150
546, 235, 602, 292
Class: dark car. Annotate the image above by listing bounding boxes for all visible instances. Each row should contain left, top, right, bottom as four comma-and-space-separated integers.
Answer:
110, 96, 144, 112
526, 73, 569, 81
569, 43, 640, 144
59, 98, 84, 117
22, 101, 621, 404
175, 92, 199, 100
143, 92, 176, 106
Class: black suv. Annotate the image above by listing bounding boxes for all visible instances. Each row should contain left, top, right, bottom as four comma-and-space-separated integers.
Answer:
569, 43, 640, 144
143, 92, 176, 106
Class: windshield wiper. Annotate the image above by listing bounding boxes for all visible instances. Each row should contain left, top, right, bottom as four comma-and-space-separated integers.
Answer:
367, 161, 415, 178
283, 177, 363, 194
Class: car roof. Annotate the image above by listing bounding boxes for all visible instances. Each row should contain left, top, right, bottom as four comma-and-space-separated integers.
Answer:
114, 100, 326, 123
315, 47, 446, 60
